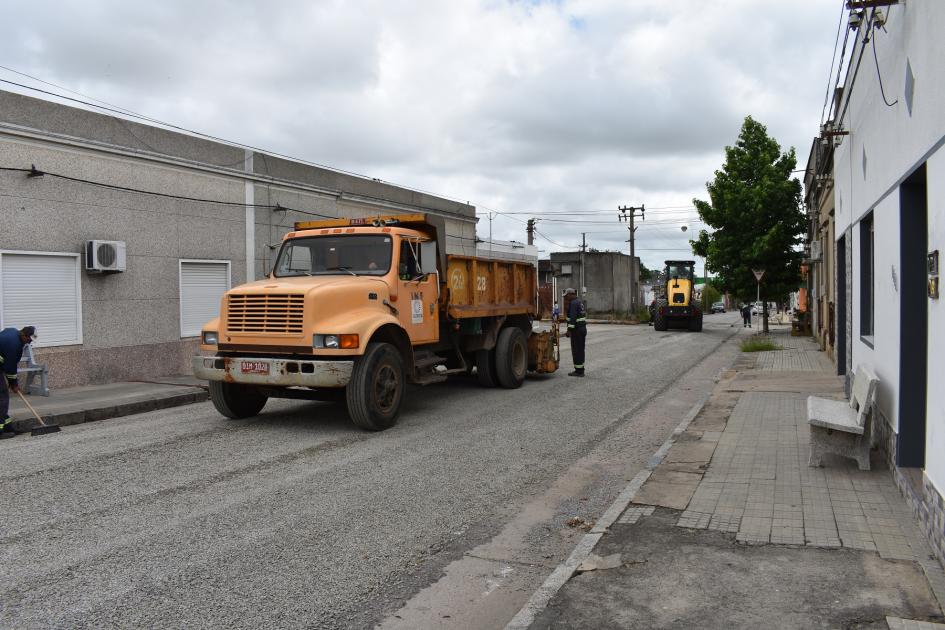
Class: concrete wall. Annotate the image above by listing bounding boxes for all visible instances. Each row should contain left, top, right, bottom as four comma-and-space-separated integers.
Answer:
548, 252, 636, 314
0, 90, 477, 387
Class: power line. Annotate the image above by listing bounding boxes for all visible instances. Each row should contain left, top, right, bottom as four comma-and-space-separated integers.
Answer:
533, 228, 574, 248
495, 206, 699, 215
0, 74, 478, 211
825, 4, 854, 125
820, 0, 848, 126
870, 23, 898, 107
0, 191, 245, 224
0, 64, 143, 118
535, 217, 703, 226
835, 9, 876, 128
0, 67, 699, 248
0, 77, 386, 181
0, 165, 332, 215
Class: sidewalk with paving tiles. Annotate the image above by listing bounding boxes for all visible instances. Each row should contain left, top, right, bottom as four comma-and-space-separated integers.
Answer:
529, 327, 945, 629
5, 375, 207, 434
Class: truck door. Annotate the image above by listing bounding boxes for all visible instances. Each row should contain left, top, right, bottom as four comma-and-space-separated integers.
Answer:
396, 237, 439, 344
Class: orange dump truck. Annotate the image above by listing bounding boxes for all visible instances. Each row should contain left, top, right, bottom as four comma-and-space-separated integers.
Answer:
193, 213, 559, 430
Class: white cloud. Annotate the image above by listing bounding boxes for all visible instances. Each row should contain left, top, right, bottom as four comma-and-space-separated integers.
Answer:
0, 0, 839, 271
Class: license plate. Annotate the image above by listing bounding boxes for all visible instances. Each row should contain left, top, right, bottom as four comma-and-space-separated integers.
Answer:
240, 361, 270, 375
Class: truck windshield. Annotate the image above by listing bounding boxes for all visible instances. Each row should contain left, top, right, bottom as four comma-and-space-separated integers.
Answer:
666, 264, 692, 279
273, 235, 392, 277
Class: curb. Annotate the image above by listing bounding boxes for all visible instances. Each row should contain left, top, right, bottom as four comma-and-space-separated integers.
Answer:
9, 389, 209, 433
504, 389, 714, 630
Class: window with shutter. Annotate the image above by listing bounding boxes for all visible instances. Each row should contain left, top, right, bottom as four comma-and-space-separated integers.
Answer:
179, 260, 230, 338
0, 251, 82, 347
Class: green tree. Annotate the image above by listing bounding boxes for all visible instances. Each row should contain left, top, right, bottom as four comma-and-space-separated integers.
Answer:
691, 116, 805, 333
638, 262, 654, 283
701, 283, 721, 311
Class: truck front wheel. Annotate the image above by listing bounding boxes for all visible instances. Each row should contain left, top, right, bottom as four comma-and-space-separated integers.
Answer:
209, 381, 268, 419
346, 342, 405, 431
495, 327, 527, 389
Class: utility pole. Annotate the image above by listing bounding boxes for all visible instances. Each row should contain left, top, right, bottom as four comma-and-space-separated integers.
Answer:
618, 204, 645, 314
488, 212, 494, 259
580, 232, 586, 297
526, 218, 536, 246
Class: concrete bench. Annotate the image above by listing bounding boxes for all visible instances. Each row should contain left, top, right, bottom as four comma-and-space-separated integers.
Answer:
808, 367, 878, 470
18, 343, 49, 396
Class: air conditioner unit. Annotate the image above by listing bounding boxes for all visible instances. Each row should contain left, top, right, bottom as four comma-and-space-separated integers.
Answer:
809, 241, 823, 262
85, 240, 127, 272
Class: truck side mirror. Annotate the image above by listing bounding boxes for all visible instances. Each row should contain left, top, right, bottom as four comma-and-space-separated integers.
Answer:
420, 240, 437, 274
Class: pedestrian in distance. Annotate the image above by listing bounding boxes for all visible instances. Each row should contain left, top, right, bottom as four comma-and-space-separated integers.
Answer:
741, 303, 752, 328
0, 325, 36, 438
563, 288, 587, 377
552, 301, 560, 322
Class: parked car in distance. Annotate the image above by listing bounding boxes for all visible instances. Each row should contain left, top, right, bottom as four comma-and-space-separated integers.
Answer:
711, 301, 725, 313
751, 301, 763, 315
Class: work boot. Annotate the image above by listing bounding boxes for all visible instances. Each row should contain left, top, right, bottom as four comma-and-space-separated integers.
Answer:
0, 418, 14, 439
568, 370, 585, 377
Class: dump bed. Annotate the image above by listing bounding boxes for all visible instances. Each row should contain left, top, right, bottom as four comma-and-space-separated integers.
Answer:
444, 255, 537, 319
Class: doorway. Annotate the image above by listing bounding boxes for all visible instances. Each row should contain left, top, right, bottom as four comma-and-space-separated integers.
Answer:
897, 163, 928, 468
836, 235, 846, 377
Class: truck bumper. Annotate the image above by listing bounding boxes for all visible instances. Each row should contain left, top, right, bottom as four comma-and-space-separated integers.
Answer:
192, 356, 353, 388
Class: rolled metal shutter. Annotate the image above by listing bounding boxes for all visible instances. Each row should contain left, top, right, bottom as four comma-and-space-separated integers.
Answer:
0, 253, 81, 346
180, 262, 229, 337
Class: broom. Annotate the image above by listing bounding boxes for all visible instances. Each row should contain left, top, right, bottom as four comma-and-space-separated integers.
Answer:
16, 389, 61, 436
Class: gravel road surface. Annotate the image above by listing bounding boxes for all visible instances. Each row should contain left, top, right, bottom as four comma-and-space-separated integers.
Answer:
1, 313, 742, 629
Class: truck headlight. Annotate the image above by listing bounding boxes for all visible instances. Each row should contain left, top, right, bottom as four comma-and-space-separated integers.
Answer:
202, 331, 219, 345
314, 334, 359, 349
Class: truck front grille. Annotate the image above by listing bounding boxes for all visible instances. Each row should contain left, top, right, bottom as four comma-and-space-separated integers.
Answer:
226, 294, 305, 334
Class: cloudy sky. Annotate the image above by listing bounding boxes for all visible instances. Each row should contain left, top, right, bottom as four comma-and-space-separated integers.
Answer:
1, 0, 841, 273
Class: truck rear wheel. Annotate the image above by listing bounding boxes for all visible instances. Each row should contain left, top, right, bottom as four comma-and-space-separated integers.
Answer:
653, 300, 668, 331
346, 342, 405, 431
690, 312, 703, 332
495, 327, 527, 389
476, 348, 498, 387
209, 381, 268, 419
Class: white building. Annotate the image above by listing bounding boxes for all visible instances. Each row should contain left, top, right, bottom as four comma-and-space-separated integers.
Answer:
826, 1, 944, 565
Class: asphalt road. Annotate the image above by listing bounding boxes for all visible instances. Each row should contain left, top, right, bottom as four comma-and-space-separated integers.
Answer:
1, 312, 743, 629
